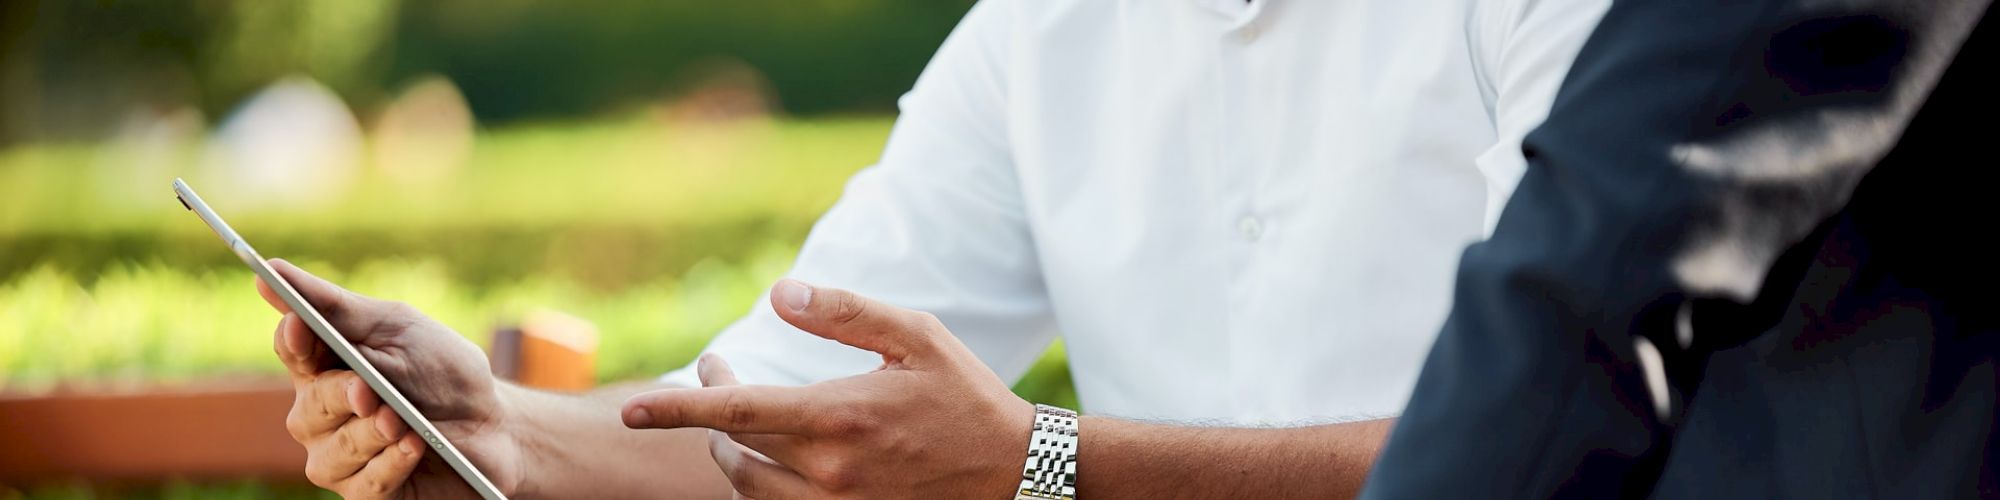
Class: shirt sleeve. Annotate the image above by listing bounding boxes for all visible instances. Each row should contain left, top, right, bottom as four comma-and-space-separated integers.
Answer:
661, 0, 1058, 388
1367, 0, 1988, 496
1466, 0, 1612, 236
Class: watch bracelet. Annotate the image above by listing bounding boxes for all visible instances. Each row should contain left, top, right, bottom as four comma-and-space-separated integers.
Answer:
1017, 404, 1079, 499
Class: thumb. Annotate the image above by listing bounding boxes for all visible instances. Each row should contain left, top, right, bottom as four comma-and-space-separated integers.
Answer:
768, 279, 942, 361
257, 259, 394, 342
257, 259, 359, 316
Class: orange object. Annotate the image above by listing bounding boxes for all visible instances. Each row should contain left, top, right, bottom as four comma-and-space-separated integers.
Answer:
511, 310, 600, 392
491, 310, 600, 392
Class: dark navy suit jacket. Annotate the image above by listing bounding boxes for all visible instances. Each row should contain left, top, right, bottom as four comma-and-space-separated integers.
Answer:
1364, 0, 1998, 497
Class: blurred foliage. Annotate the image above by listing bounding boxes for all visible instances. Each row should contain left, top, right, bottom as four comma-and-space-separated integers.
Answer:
0, 116, 1078, 406
0, 251, 770, 386
0, 0, 974, 142
0, 256, 1077, 406
0, 117, 889, 288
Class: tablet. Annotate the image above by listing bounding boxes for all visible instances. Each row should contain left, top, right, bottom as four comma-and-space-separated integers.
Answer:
173, 178, 507, 500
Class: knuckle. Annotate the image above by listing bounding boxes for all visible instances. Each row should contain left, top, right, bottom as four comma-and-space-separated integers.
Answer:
899, 313, 948, 355
313, 291, 348, 319
651, 399, 687, 428
910, 311, 943, 329
827, 293, 868, 327
706, 432, 732, 460
377, 301, 422, 331
814, 409, 871, 437
908, 312, 947, 342
302, 456, 338, 487
726, 471, 760, 497
340, 482, 380, 499
333, 426, 364, 459
358, 475, 396, 497
313, 381, 347, 420
284, 407, 312, 441
720, 392, 759, 429
272, 321, 285, 354
385, 300, 418, 318
320, 370, 357, 394
814, 458, 859, 492
718, 459, 764, 497
879, 431, 920, 461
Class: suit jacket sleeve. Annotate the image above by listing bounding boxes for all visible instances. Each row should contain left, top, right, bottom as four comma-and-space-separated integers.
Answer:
1363, 0, 1991, 496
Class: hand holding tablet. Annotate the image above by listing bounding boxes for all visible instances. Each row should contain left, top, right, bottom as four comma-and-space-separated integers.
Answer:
175, 179, 511, 499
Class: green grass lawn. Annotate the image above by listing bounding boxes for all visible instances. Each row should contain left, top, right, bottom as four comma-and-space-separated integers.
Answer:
0, 116, 1075, 496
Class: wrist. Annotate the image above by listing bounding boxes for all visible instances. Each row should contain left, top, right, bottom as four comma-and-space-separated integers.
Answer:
989, 397, 1040, 498
491, 382, 537, 498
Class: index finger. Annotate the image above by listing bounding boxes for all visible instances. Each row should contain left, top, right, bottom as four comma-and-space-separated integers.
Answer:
621, 385, 820, 435
274, 313, 338, 379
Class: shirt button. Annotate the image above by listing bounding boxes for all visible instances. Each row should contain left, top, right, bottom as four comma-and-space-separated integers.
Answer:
1239, 25, 1262, 42
1238, 216, 1264, 242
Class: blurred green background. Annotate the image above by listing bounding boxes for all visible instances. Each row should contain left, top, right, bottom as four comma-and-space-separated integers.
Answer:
1, 0, 1075, 497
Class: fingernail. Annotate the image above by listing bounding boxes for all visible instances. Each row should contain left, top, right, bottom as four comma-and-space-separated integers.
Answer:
349, 380, 371, 417
777, 279, 813, 312
698, 353, 713, 371
627, 407, 652, 427
376, 413, 398, 440
400, 439, 417, 454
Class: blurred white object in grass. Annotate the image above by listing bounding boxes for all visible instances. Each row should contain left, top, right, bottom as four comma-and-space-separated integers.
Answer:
373, 75, 476, 186
205, 76, 361, 207
102, 104, 205, 204
110, 105, 203, 177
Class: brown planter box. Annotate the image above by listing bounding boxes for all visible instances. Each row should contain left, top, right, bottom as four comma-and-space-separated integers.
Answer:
490, 310, 601, 392
1, 320, 598, 486
0, 380, 305, 484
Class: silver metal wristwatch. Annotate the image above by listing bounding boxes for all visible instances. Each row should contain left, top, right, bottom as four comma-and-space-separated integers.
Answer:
1016, 404, 1079, 500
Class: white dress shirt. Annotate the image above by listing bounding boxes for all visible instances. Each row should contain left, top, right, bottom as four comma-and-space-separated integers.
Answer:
1466, 0, 1613, 234
663, 0, 1501, 425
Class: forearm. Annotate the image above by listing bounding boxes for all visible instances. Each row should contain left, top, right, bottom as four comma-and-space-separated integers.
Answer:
501, 381, 731, 499
1077, 417, 1394, 499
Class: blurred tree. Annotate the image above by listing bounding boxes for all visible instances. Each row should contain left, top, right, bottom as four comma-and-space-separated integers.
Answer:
0, 0, 974, 144
388, 0, 974, 121
0, 0, 38, 146
0, 0, 394, 142
201, 0, 398, 112
2, 0, 212, 143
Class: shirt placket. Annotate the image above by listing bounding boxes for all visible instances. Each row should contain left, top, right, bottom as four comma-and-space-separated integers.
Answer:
1215, 3, 1271, 420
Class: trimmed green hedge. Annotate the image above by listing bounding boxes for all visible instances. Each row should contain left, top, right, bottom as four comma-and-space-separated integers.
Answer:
0, 116, 1077, 408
